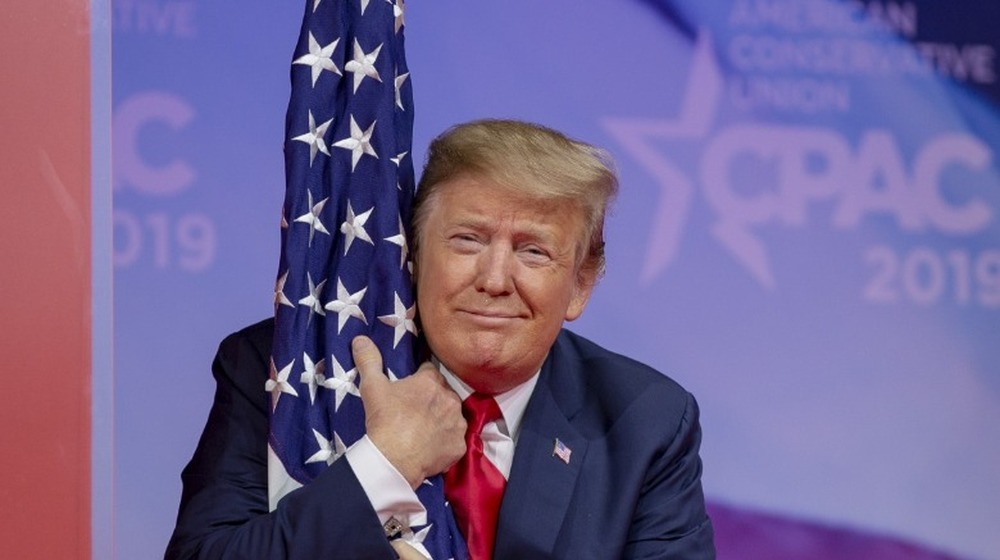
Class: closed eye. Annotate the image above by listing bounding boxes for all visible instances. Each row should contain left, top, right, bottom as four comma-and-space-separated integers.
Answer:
449, 233, 483, 253
519, 244, 552, 264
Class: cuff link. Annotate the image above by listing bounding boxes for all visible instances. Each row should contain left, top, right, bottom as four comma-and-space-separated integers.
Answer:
383, 516, 406, 539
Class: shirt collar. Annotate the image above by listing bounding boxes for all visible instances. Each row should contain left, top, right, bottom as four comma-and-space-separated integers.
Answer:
437, 360, 541, 441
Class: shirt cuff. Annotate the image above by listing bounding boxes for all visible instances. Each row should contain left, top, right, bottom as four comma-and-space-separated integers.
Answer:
345, 435, 427, 530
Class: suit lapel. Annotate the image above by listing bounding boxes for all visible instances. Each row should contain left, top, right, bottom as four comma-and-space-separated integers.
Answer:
494, 335, 588, 557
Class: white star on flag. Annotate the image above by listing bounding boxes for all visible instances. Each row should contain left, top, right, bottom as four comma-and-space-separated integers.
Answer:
394, 70, 409, 110
293, 189, 330, 246
378, 292, 417, 348
344, 39, 383, 93
398, 524, 432, 558
384, 214, 408, 269
324, 278, 368, 333
265, 358, 298, 409
274, 269, 294, 310
340, 201, 374, 255
305, 429, 347, 466
297, 273, 327, 322
333, 115, 378, 171
390, 152, 408, 191
299, 352, 327, 404
359, 0, 371, 15
292, 110, 334, 166
321, 355, 360, 411
293, 32, 342, 87
387, 0, 405, 34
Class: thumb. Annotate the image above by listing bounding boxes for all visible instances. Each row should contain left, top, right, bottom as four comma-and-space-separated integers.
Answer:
352, 335, 388, 398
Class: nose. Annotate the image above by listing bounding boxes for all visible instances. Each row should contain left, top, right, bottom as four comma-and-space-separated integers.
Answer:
474, 244, 514, 296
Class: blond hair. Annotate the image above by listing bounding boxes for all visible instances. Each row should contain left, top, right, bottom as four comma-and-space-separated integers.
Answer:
413, 119, 618, 278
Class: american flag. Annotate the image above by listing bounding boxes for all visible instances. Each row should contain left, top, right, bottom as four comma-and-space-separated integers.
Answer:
268, 1, 464, 557
553, 438, 572, 465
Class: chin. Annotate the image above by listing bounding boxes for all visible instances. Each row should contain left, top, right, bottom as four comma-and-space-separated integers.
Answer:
458, 358, 537, 394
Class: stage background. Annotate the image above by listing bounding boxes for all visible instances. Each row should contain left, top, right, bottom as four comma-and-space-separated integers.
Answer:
112, 1, 1000, 558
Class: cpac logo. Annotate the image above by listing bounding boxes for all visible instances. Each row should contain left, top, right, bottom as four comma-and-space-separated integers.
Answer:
114, 91, 196, 195
604, 32, 995, 289
112, 91, 215, 272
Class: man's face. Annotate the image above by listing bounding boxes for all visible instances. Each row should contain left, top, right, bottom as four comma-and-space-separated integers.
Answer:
414, 174, 595, 394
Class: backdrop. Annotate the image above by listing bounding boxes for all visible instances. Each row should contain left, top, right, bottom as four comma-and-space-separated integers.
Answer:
112, 1, 1000, 558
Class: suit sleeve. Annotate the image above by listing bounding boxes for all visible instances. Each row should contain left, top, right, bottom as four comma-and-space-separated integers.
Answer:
164, 326, 397, 560
623, 391, 715, 559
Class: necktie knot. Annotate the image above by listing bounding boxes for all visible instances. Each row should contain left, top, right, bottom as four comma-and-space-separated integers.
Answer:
462, 393, 502, 436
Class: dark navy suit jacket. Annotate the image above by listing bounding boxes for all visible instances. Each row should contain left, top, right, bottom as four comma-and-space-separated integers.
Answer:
165, 319, 714, 559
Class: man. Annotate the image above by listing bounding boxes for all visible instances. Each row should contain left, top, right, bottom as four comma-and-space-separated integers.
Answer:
165, 120, 715, 559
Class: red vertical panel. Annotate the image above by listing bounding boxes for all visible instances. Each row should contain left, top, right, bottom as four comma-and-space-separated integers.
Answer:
0, 2, 93, 559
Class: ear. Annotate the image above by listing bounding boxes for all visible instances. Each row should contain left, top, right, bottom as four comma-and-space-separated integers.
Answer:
564, 269, 597, 322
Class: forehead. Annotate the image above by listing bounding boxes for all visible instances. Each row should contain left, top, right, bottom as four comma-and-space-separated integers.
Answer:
425, 175, 585, 234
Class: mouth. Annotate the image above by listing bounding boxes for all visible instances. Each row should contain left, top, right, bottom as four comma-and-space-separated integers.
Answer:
458, 309, 523, 323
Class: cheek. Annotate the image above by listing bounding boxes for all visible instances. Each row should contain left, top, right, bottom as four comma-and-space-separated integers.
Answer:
416, 270, 456, 332
416, 282, 441, 322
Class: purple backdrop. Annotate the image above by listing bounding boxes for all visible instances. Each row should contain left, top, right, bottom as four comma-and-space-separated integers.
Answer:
111, 1, 1000, 558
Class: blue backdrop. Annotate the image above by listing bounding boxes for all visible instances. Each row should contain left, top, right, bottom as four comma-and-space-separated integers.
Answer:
112, 1, 1000, 558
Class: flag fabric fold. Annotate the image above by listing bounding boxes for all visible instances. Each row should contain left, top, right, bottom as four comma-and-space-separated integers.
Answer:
268, 1, 465, 557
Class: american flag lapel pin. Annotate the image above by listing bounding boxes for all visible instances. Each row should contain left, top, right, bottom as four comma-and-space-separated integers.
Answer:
552, 438, 572, 464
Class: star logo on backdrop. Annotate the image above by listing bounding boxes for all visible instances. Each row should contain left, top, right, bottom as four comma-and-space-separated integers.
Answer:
294, 33, 342, 87
344, 39, 383, 93
305, 429, 347, 466
340, 201, 374, 254
324, 278, 368, 333
293, 189, 331, 246
293, 110, 334, 166
298, 273, 327, 322
266, 358, 299, 409
300, 352, 327, 404
378, 292, 417, 348
322, 355, 361, 411
601, 30, 730, 285
334, 116, 378, 171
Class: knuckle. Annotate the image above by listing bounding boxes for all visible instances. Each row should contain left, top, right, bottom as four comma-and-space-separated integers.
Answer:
353, 355, 378, 374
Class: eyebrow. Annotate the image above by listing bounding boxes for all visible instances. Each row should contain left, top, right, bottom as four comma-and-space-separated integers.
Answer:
452, 215, 569, 251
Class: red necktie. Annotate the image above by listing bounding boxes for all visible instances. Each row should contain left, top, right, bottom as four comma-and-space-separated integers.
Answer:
445, 393, 507, 560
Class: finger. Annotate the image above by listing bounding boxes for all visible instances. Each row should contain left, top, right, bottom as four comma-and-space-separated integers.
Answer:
415, 361, 449, 387
352, 336, 387, 395
391, 540, 427, 560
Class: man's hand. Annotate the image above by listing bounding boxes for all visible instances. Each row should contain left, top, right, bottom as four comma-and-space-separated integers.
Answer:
391, 540, 428, 560
352, 336, 466, 488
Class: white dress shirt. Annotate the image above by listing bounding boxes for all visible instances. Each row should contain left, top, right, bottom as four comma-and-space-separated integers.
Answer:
344, 362, 541, 534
